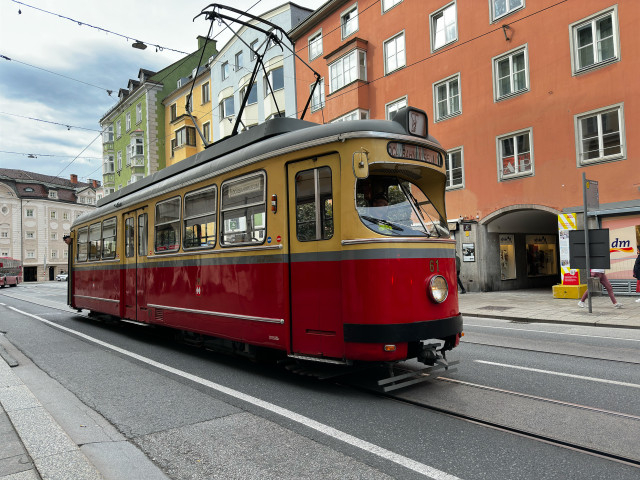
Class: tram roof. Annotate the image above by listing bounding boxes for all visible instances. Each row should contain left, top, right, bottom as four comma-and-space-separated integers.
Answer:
91, 114, 442, 217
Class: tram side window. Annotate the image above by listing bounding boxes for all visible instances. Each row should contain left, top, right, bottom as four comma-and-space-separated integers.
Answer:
88, 223, 101, 261
125, 218, 135, 258
102, 217, 117, 259
76, 227, 88, 262
295, 167, 333, 241
184, 186, 217, 249
220, 173, 266, 245
138, 213, 148, 257
155, 197, 181, 252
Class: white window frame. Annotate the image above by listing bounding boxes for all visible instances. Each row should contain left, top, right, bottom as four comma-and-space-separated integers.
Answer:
433, 73, 461, 122
492, 44, 529, 102
63, 212, 69, 220
250, 40, 258, 60
384, 31, 406, 75
103, 125, 114, 143
264, 67, 285, 97
328, 49, 366, 94
126, 112, 131, 131
202, 82, 210, 104
117, 151, 122, 171
496, 127, 534, 181
310, 78, 325, 112
220, 96, 235, 118
48, 190, 58, 199
382, 0, 402, 13
385, 96, 408, 120
490, 0, 524, 23
27, 251, 35, 259
104, 154, 115, 174
569, 6, 619, 76
136, 103, 142, 124
330, 109, 369, 123
430, 1, 458, 52
445, 147, 464, 190
202, 122, 211, 143
51, 232, 58, 240
340, 3, 359, 40
574, 103, 625, 166
26, 209, 34, 217
235, 51, 244, 71
116, 120, 121, 138
26, 232, 34, 239
51, 250, 58, 259
221, 61, 229, 80
308, 29, 323, 61
50, 211, 57, 219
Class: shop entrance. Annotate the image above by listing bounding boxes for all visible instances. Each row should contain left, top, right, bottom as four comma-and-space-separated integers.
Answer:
23, 266, 37, 282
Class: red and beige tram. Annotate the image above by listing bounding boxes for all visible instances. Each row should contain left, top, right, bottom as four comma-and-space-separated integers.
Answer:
0, 257, 22, 288
68, 107, 462, 365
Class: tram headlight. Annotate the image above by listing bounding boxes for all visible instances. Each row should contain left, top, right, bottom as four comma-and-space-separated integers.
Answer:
428, 275, 448, 303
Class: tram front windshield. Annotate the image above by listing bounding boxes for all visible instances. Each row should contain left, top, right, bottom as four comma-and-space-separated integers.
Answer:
356, 175, 449, 237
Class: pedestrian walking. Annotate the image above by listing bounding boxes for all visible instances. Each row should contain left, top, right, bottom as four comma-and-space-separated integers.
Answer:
578, 269, 622, 308
633, 245, 640, 303
456, 253, 466, 294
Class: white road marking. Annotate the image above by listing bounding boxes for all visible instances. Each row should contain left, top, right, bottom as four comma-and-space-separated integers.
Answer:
7, 306, 460, 480
465, 323, 640, 343
475, 360, 640, 389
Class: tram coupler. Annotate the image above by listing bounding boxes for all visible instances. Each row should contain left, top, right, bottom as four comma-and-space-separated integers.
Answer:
416, 342, 441, 366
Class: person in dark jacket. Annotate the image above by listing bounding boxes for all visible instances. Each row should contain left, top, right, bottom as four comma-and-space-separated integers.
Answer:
456, 253, 466, 294
634, 245, 640, 303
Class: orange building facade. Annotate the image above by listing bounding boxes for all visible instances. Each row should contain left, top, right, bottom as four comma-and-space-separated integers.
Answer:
291, 0, 640, 292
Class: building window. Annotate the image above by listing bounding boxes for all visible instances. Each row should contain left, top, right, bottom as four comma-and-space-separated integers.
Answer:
384, 32, 405, 75
51, 250, 58, 259
48, 190, 58, 199
116, 120, 121, 138
202, 82, 210, 104
126, 112, 131, 131
385, 96, 407, 120
117, 151, 122, 171
175, 127, 196, 147
104, 155, 115, 174
51, 232, 58, 240
203, 122, 210, 143
26, 209, 34, 217
26, 232, 35, 239
170, 103, 177, 121
431, 2, 457, 51
50, 211, 57, 219
130, 137, 144, 158
27, 251, 35, 259
329, 49, 366, 94
221, 172, 266, 246
1, 231, 8, 238
575, 104, 625, 166
136, 103, 142, 124
103, 125, 114, 142
491, 0, 524, 22
242, 83, 258, 105
382, 0, 402, 13
250, 40, 258, 60
221, 61, 229, 80
434, 74, 461, 121
445, 147, 464, 189
308, 30, 323, 61
497, 128, 533, 180
219, 96, 235, 118
235, 51, 243, 71
331, 109, 369, 123
493, 45, 529, 101
64, 249, 68, 259
264, 67, 284, 97
570, 6, 619, 75
184, 186, 217, 249
155, 197, 181, 252
310, 79, 325, 112
341, 4, 359, 39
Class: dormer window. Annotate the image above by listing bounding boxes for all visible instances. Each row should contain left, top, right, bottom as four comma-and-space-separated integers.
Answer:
49, 190, 58, 199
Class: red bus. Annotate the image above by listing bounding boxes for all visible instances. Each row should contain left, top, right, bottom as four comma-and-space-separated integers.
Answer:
0, 257, 22, 288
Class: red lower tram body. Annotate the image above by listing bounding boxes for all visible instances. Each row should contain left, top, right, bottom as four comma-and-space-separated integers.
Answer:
71, 242, 462, 364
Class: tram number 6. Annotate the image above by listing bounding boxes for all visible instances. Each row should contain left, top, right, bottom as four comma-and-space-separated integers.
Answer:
429, 260, 439, 272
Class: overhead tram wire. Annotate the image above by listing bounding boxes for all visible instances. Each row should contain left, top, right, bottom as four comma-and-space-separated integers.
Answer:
0, 54, 114, 95
0, 112, 103, 132
53, 132, 103, 179
10, 0, 189, 55
0, 150, 102, 160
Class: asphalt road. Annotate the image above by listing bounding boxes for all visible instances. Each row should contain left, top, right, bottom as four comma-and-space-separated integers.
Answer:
1, 283, 639, 480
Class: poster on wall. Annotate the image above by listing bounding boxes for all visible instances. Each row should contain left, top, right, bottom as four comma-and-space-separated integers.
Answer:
462, 243, 475, 262
499, 234, 516, 280
558, 213, 579, 285
601, 215, 640, 279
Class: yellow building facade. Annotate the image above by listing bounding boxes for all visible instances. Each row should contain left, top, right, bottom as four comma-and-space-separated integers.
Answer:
163, 65, 213, 167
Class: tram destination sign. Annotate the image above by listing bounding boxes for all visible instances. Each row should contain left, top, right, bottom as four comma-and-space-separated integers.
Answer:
387, 142, 442, 167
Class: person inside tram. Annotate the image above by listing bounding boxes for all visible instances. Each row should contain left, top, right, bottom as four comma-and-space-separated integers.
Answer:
372, 192, 389, 207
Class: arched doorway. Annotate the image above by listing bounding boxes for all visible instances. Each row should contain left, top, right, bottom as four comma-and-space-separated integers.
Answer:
480, 205, 561, 291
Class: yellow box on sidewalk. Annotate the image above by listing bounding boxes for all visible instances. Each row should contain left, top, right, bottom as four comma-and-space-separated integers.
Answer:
552, 284, 587, 299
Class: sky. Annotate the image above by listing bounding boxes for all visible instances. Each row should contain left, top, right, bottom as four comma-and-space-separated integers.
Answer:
0, 0, 324, 184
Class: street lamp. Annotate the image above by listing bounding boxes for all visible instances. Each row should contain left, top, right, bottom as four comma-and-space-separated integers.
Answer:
132, 41, 147, 50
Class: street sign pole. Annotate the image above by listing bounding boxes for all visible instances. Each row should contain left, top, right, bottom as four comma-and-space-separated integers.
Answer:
582, 173, 591, 313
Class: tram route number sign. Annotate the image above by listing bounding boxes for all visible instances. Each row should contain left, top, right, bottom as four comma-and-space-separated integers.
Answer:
568, 229, 610, 269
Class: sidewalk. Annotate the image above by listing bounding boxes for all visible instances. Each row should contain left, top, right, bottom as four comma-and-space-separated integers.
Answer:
1, 288, 639, 480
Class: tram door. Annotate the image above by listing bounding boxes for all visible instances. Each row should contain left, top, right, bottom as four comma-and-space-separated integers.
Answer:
122, 210, 148, 321
287, 155, 343, 358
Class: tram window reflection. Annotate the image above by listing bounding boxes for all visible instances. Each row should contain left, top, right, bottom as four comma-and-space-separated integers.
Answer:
184, 186, 217, 249
220, 173, 266, 246
101, 217, 117, 259
155, 197, 181, 252
88, 223, 101, 261
138, 213, 148, 257
125, 218, 135, 258
76, 226, 88, 262
295, 166, 333, 242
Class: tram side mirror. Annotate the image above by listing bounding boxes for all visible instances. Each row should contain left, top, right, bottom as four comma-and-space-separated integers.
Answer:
352, 150, 369, 179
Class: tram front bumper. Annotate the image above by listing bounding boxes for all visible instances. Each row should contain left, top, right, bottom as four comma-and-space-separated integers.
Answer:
343, 315, 463, 343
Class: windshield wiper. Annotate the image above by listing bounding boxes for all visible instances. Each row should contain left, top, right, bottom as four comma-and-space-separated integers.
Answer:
361, 215, 404, 232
